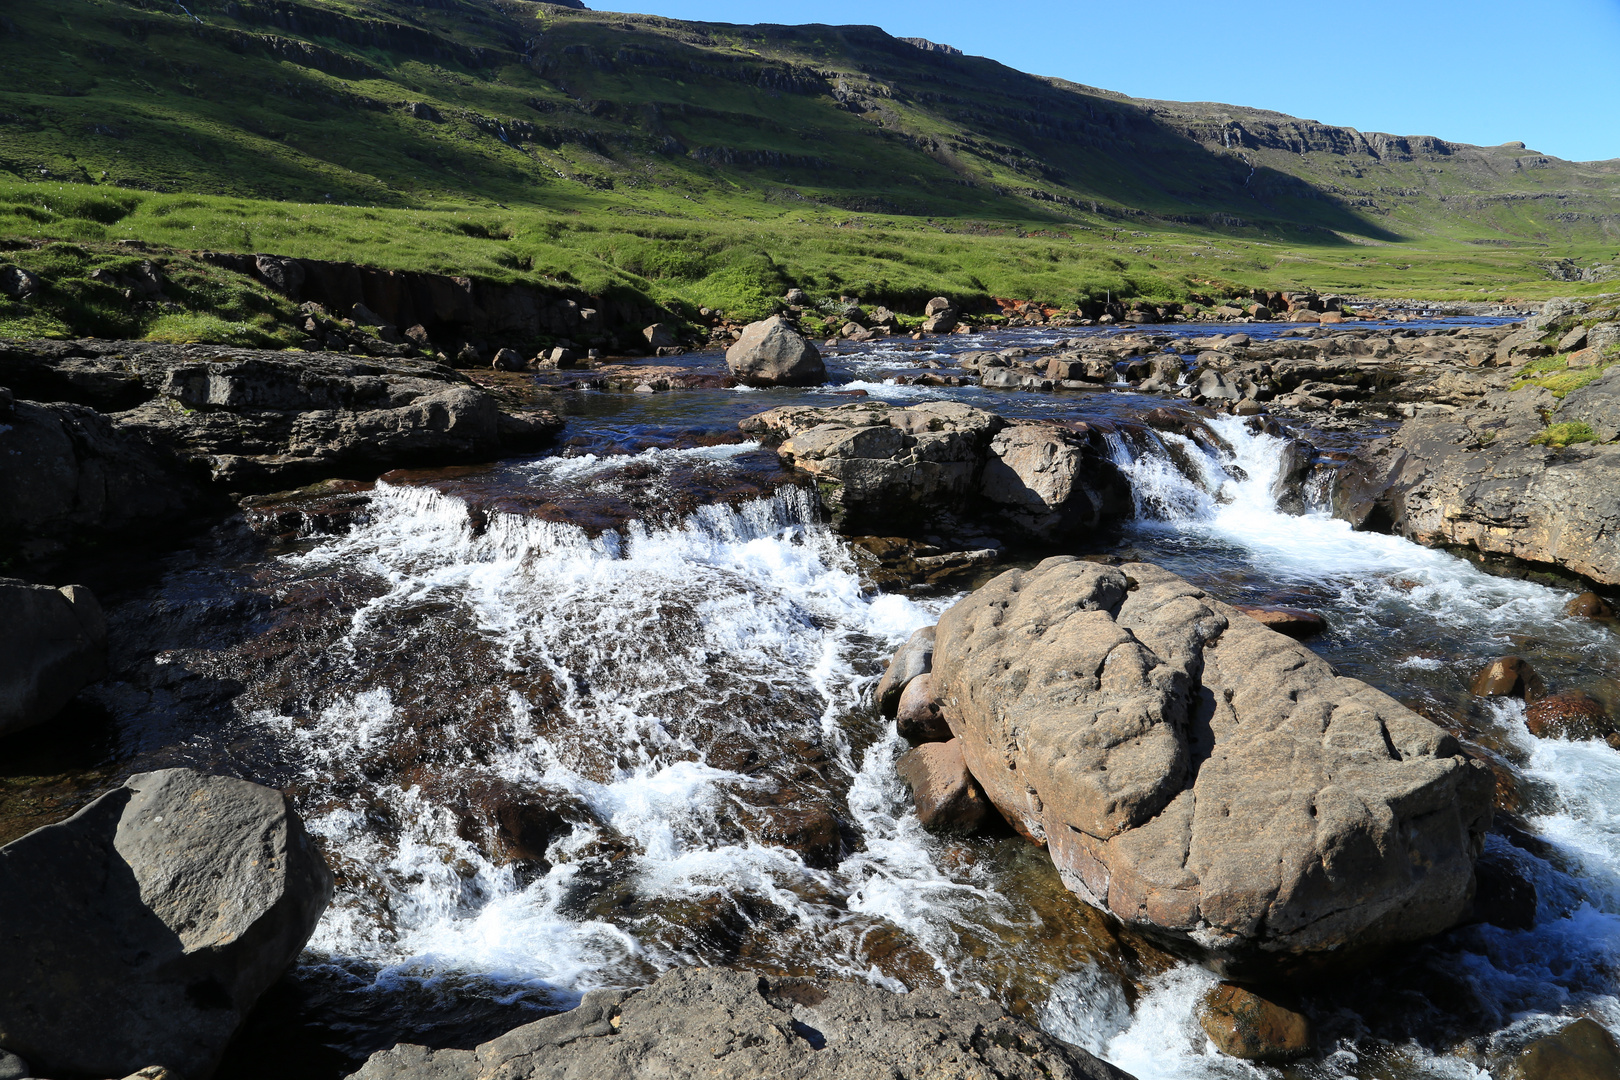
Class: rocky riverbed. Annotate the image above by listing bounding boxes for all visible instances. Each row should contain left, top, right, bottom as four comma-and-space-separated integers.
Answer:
2, 300, 1618, 1080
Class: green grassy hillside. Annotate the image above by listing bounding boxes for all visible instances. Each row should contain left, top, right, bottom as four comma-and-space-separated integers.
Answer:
1, 0, 1617, 340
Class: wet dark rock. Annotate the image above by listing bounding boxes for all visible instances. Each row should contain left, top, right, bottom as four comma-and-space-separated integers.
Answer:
1506, 1017, 1620, 1080
1232, 604, 1327, 639
1471, 656, 1547, 701
1467, 849, 1538, 931
0, 396, 212, 560
1197, 983, 1311, 1062
0, 768, 334, 1080
490, 348, 525, 372
734, 800, 843, 868
897, 738, 991, 834
240, 479, 376, 540
1567, 592, 1616, 619
348, 967, 1137, 1080
725, 316, 825, 387
876, 625, 935, 717
896, 671, 951, 743
931, 558, 1494, 971
848, 535, 998, 590
0, 578, 108, 737
1525, 691, 1616, 741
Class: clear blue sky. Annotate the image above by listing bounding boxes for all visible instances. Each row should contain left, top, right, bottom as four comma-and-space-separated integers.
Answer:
583, 0, 1620, 163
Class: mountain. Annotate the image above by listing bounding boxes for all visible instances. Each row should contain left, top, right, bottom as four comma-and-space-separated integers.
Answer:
0, 0, 1616, 339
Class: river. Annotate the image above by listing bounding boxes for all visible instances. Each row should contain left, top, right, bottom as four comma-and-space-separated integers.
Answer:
7, 318, 1616, 1079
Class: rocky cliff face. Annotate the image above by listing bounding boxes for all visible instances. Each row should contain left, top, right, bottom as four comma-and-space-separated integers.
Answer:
1335, 338, 1620, 587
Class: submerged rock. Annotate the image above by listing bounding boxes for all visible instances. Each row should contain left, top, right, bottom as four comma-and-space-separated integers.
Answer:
930, 558, 1493, 971
348, 967, 1136, 1080
1232, 604, 1327, 639
1567, 591, 1616, 619
0, 577, 107, 737
1471, 656, 1547, 701
725, 316, 826, 386
0, 769, 334, 1080
1197, 983, 1312, 1062
1524, 691, 1616, 742
1506, 1017, 1620, 1080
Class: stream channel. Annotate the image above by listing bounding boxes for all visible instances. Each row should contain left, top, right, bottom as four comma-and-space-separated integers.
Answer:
6, 318, 1619, 1079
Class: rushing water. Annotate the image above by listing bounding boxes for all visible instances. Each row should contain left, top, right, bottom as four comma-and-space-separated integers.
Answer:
14, 318, 1620, 1078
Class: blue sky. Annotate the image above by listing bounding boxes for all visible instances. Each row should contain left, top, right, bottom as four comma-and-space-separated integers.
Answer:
583, 0, 1620, 162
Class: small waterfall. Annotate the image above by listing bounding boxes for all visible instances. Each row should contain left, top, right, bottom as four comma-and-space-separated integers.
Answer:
258, 480, 1034, 1010
1103, 415, 1303, 524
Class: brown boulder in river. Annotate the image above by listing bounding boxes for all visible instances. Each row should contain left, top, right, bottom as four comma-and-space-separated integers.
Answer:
1566, 591, 1616, 619
1524, 691, 1617, 742
1233, 604, 1327, 639
1471, 656, 1547, 701
930, 558, 1493, 970
1197, 983, 1311, 1062
896, 739, 991, 834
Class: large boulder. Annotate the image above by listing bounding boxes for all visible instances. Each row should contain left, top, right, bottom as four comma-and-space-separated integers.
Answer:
349, 967, 1135, 1080
980, 423, 1129, 539
929, 558, 1492, 971
740, 403, 1127, 541
725, 316, 826, 386
0, 577, 107, 736
0, 769, 334, 1080
1335, 384, 1620, 586
744, 401, 1002, 532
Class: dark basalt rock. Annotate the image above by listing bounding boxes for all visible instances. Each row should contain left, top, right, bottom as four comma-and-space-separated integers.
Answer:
0, 340, 563, 558
348, 967, 1137, 1080
0, 769, 333, 1080
0, 577, 108, 737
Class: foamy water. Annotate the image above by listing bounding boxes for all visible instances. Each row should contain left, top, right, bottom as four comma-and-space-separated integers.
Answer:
259, 411, 1620, 1076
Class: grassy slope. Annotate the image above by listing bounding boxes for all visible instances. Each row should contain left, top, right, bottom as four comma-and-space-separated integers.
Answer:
1, 0, 1617, 339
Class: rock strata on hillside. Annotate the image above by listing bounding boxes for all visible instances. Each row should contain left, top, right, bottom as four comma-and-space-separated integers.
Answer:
349, 967, 1136, 1080
0, 340, 563, 556
740, 401, 1129, 541
1335, 369, 1620, 586
928, 558, 1492, 970
0, 768, 333, 1080
0, 577, 107, 737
